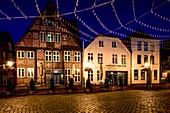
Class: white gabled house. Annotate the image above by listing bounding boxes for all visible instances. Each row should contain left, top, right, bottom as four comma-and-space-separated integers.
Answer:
124, 30, 160, 85
83, 35, 131, 86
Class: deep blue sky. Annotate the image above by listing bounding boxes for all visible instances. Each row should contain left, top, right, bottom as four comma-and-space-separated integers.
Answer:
0, 0, 169, 44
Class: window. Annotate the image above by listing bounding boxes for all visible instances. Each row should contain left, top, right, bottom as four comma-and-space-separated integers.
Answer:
8, 42, 12, 51
112, 54, 117, 64
141, 70, 145, 80
27, 51, 34, 58
53, 51, 60, 62
99, 41, 104, 47
137, 55, 141, 64
17, 68, 25, 78
64, 51, 71, 62
98, 53, 103, 64
121, 55, 126, 64
17, 51, 25, 58
137, 41, 141, 51
3, 52, 5, 58
56, 33, 61, 42
45, 51, 52, 61
74, 51, 81, 62
40, 32, 46, 41
75, 69, 80, 82
144, 42, 148, 51
88, 53, 93, 62
47, 32, 54, 42
88, 71, 93, 81
27, 68, 34, 77
154, 70, 157, 80
144, 55, 148, 63
134, 69, 138, 80
65, 69, 70, 82
112, 41, 116, 48
150, 42, 154, 52
97, 70, 102, 81
150, 55, 154, 64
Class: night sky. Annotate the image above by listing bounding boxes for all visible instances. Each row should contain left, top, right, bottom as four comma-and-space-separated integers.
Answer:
0, 0, 169, 44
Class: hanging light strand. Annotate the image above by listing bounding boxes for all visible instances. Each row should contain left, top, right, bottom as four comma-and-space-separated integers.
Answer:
132, 0, 169, 32
10, 0, 27, 19
151, 0, 170, 22
74, 0, 99, 35
34, 0, 41, 16
92, 0, 127, 37
0, 9, 11, 20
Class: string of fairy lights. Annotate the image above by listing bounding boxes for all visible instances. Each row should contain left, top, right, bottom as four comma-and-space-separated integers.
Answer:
151, 0, 170, 22
132, 0, 169, 32
0, 0, 169, 43
111, 0, 169, 38
10, 0, 27, 19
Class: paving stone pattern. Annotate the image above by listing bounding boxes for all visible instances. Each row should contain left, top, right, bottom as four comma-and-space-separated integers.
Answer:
0, 90, 170, 113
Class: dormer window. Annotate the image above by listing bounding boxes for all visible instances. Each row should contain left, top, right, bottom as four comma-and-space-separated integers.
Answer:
99, 41, 104, 47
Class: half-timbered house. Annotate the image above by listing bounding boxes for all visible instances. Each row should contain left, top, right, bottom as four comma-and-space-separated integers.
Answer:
15, 0, 82, 86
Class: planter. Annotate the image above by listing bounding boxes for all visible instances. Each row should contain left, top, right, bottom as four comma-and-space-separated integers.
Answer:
6, 91, 11, 95
29, 91, 34, 95
86, 89, 90, 92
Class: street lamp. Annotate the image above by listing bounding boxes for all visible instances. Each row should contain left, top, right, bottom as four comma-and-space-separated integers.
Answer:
7, 61, 14, 67
144, 62, 150, 90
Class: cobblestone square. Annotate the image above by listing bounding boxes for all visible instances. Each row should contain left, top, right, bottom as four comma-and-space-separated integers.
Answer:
0, 90, 170, 113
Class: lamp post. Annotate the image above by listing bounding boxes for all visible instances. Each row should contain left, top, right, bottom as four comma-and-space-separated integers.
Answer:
144, 62, 150, 90
84, 61, 93, 87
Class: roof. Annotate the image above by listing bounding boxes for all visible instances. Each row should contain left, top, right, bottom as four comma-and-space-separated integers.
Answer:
128, 30, 154, 39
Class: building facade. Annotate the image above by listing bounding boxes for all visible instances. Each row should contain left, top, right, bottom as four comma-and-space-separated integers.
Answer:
15, 1, 82, 86
124, 30, 160, 84
0, 31, 16, 86
83, 35, 131, 86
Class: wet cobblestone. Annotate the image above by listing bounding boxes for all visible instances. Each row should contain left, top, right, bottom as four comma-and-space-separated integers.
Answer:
0, 90, 170, 113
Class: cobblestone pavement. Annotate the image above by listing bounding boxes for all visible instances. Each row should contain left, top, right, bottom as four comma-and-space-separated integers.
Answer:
0, 90, 170, 113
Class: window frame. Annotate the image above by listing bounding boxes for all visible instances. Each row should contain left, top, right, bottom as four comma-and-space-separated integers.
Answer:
27, 51, 34, 58
53, 51, 60, 62
55, 33, 61, 43
134, 69, 138, 80
137, 55, 141, 64
64, 51, 71, 62
40, 32, 46, 42
47, 32, 54, 42
99, 40, 104, 47
98, 53, 103, 64
17, 68, 25, 78
112, 54, 118, 64
88, 53, 93, 62
144, 42, 148, 51
17, 51, 25, 58
74, 51, 81, 62
65, 68, 71, 82
45, 51, 52, 62
27, 68, 34, 78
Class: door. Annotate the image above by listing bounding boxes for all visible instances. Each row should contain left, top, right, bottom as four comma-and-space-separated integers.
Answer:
46, 74, 51, 86
54, 73, 60, 84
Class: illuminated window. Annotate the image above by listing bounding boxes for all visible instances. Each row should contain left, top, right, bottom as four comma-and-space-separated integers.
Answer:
53, 51, 60, 62
17, 51, 25, 58
74, 51, 81, 62
17, 68, 25, 78
65, 69, 70, 82
45, 51, 52, 61
27, 68, 34, 77
40, 32, 46, 41
64, 51, 71, 62
47, 32, 54, 42
75, 69, 80, 82
27, 51, 34, 58
134, 69, 138, 80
